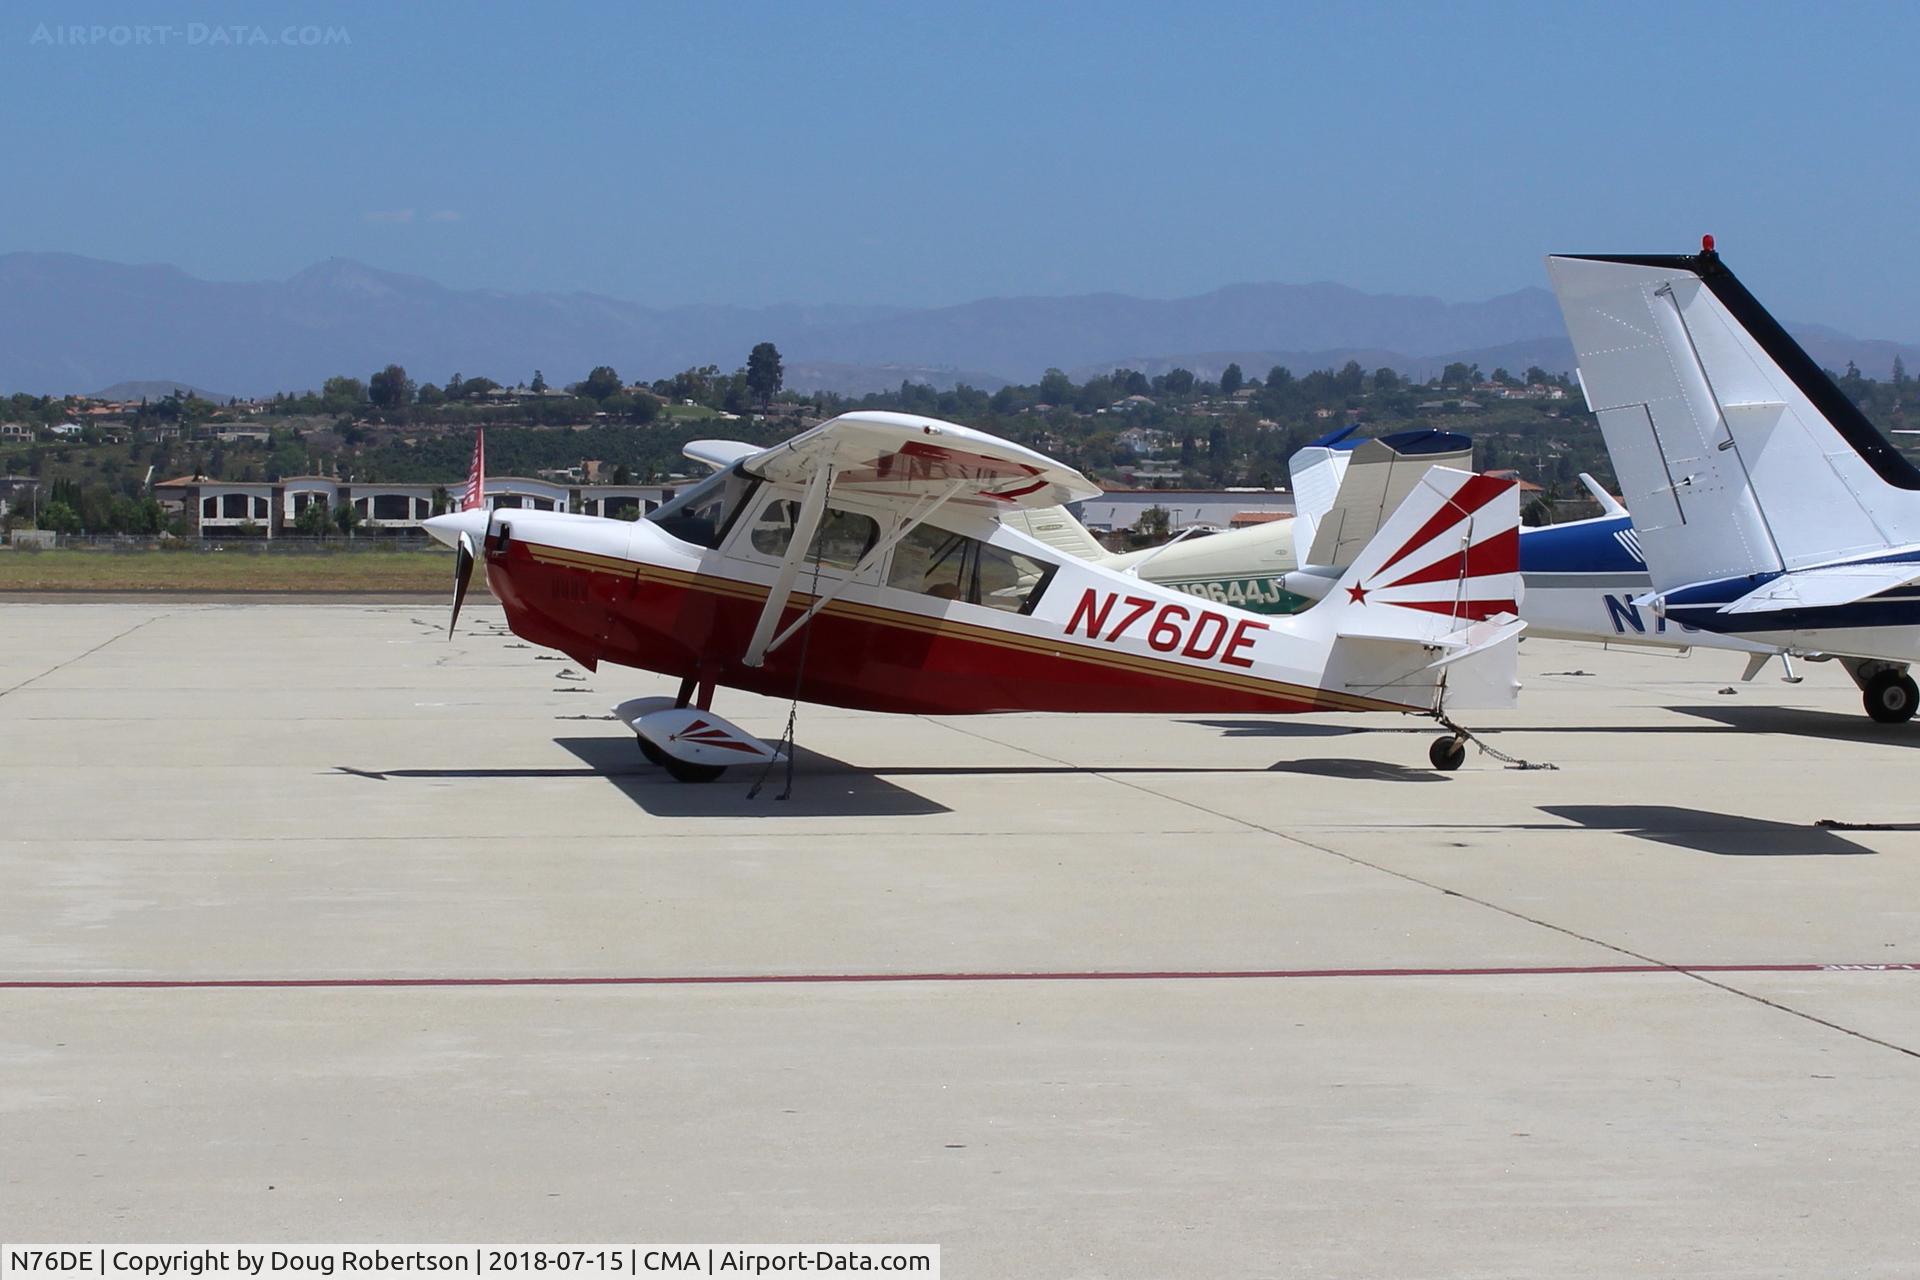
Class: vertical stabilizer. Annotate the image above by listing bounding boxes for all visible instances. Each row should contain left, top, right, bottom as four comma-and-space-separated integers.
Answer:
1296, 466, 1521, 641
1302, 429, 1475, 568
1548, 247, 1920, 589
1295, 465, 1523, 710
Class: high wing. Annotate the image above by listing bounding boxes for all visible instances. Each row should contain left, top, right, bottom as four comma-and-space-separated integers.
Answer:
740, 410, 1100, 511
683, 439, 760, 472
1714, 559, 1920, 614
734, 411, 1098, 668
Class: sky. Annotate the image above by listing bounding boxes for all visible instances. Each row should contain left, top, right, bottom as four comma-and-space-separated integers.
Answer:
7, 0, 1920, 339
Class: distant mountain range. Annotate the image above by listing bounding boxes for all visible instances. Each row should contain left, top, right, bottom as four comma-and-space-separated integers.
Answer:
2, 250, 1915, 400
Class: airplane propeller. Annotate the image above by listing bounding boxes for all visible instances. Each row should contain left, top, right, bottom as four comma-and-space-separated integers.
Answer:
448, 530, 477, 638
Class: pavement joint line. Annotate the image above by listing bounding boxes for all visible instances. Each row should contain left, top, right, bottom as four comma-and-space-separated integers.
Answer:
0, 828, 1234, 846
925, 716, 1920, 1065
0, 610, 174, 702
5, 962, 1919, 990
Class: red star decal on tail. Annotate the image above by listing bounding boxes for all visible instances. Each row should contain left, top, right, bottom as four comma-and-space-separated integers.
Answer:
1347, 583, 1369, 605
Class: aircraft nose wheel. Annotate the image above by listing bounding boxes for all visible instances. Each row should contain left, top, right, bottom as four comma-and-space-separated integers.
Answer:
1428, 734, 1468, 771
1863, 671, 1920, 724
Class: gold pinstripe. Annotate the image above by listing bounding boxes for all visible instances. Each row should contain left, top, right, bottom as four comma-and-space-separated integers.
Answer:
520, 541, 1412, 713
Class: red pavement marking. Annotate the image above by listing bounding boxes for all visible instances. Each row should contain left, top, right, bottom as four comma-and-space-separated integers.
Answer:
3, 963, 1917, 990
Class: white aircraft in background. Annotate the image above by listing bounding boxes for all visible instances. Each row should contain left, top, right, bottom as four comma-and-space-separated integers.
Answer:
1548, 238, 1920, 723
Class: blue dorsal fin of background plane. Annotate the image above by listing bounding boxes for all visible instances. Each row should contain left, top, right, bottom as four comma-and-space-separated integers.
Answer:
1309, 423, 1364, 450
1377, 428, 1473, 455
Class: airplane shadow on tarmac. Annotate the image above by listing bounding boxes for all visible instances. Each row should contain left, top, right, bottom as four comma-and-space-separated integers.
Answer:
1197, 706, 1920, 749
1539, 805, 1875, 856
332, 738, 953, 819
1670, 704, 1920, 748
1184, 719, 1369, 738
549, 736, 1449, 809
336, 731, 1449, 818
552, 735, 953, 818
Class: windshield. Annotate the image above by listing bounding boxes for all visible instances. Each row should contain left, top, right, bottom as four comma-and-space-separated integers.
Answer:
646, 467, 757, 549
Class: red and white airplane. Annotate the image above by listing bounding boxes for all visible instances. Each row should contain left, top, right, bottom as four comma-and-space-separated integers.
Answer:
425, 413, 1524, 781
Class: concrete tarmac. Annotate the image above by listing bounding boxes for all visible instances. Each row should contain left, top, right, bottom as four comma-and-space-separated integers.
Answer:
2, 602, 1918, 1275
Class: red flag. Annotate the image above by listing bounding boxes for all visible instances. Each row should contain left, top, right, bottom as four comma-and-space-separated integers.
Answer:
461, 429, 486, 511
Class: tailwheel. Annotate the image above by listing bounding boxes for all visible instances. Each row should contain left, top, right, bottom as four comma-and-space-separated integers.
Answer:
636, 735, 669, 766
1429, 734, 1468, 771
1863, 671, 1919, 724
661, 756, 727, 784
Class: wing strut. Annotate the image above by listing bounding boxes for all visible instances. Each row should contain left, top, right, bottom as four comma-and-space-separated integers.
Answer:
742, 464, 835, 669
754, 479, 969, 663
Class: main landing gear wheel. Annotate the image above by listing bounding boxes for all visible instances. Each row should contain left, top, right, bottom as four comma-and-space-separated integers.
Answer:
661, 757, 727, 784
1428, 735, 1468, 771
636, 734, 727, 782
1863, 671, 1920, 724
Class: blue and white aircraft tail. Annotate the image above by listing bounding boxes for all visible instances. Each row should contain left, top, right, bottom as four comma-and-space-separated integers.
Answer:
1549, 240, 1920, 721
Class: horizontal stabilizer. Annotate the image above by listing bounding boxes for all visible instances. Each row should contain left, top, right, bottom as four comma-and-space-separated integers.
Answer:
1426, 614, 1526, 666
1337, 609, 1523, 656
1717, 561, 1920, 614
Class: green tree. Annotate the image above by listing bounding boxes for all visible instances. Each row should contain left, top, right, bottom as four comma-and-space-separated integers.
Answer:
1131, 506, 1171, 547
1220, 363, 1244, 396
333, 501, 362, 537
531, 370, 548, 394
745, 342, 783, 407
577, 366, 623, 401
1038, 368, 1075, 405
369, 364, 412, 409
321, 376, 367, 413
38, 500, 81, 533
293, 502, 333, 537
1163, 368, 1196, 396
722, 370, 752, 414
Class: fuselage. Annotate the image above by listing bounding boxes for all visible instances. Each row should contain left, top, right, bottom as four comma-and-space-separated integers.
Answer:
429, 485, 1433, 719
1650, 548, 1920, 665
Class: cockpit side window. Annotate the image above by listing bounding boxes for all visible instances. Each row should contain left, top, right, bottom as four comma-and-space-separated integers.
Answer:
646, 468, 757, 549
886, 524, 1056, 613
746, 498, 880, 572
